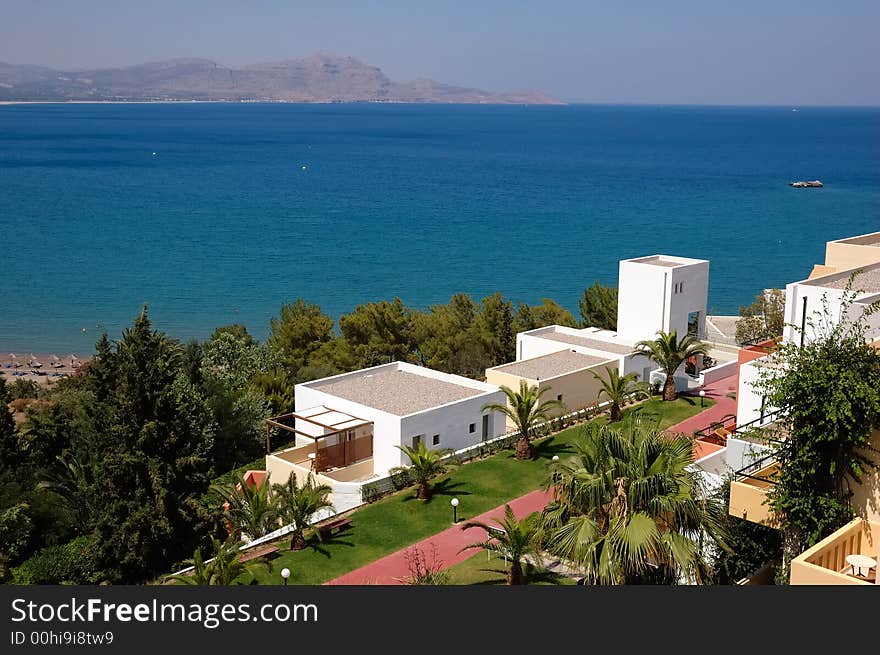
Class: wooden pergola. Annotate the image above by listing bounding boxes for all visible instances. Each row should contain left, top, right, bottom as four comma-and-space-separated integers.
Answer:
265, 407, 374, 473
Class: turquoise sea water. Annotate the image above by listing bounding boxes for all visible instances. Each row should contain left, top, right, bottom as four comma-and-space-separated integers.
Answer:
1, 103, 879, 353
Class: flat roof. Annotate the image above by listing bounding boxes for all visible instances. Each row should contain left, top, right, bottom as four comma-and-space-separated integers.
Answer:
308, 367, 488, 416
490, 349, 614, 380
535, 328, 634, 355
625, 254, 707, 268
803, 264, 880, 293
832, 232, 880, 247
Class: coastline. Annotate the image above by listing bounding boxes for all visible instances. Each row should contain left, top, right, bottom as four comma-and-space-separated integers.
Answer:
2, 352, 89, 387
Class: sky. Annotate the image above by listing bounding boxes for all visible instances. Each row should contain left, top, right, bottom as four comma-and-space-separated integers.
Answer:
1, 0, 879, 105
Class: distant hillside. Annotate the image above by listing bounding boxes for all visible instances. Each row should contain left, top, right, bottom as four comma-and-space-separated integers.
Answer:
0, 54, 560, 104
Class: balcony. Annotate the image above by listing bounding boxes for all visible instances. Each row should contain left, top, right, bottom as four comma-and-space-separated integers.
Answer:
791, 519, 880, 585
728, 453, 780, 526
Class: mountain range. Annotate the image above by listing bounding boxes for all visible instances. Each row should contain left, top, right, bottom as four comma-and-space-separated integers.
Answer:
0, 54, 559, 104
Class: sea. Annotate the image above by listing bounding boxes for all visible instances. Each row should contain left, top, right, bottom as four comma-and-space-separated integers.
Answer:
1, 103, 879, 353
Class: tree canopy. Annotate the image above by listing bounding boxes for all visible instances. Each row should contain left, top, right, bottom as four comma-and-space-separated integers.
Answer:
579, 282, 618, 331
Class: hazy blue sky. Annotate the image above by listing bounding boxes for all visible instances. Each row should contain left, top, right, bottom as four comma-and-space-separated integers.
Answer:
2, 1, 878, 105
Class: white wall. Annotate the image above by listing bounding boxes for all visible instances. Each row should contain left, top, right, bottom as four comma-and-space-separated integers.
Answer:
726, 437, 771, 473
669, 262, 709, 340
617, 258, 708, 342
617, 261, 671, 341
783, 282, 844, 345
735, 359, 773, 427
399, 393, 506, 469
517, 332, 568, 361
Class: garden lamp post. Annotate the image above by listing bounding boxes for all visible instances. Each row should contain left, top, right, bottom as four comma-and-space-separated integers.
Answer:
451, 497, 459, 524
699, 390, 706, 407
551, 455, 560, 499
281, 568, 290, 586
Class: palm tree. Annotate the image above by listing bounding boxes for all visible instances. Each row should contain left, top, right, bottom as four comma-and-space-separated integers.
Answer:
272, 474, 334, 550
543, 416, 727, 585
38, 451, 98, 534
461, 505, 544, 585
216, 474, 278, 541
634, 330, 709, 401
392, 441, 453, 501
592, 367, 651, 422
482, 380, 565, 460
167, 538, 268, 585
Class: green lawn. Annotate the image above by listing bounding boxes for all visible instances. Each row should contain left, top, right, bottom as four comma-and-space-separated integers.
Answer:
443, 552, 576, 586
238, 396, 712, 585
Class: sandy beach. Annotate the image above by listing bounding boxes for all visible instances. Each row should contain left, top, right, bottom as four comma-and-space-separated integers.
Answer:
1, 351, 89, 386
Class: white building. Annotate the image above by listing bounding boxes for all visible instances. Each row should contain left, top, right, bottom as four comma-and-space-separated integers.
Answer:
730, 231, 880, 472
616, 255, 709, 343
503, 253, 734, 398
265, 362, 506, 511
516, 324, 654, 382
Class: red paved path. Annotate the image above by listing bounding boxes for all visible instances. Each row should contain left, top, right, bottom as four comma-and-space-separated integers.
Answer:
326, 489, 554, 585
667, 373, 739, 460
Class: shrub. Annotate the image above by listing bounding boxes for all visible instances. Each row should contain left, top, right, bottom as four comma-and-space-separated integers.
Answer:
7, 379, 40, 400
389, 467, 412, 490
11, 535, 108, 585
8, 398, 33, 413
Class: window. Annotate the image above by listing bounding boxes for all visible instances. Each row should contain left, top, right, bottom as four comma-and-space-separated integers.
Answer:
411, 435, 423, 449
680, 281, 685, 292
687, 310, 700, 337
557, 394, 563, 402
469, 423, 476, 434
432, 434, 440, 446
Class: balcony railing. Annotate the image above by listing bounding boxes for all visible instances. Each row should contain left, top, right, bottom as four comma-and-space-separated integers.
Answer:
791, 519, 880, 585
734, 451, 780, 485
739, 335, 781, 351
693, 413, 737, 446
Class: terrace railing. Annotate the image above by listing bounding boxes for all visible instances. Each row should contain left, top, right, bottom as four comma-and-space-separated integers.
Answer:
728, 410, 786, 447
692, 413, 737, 446
733, 451, 780, 485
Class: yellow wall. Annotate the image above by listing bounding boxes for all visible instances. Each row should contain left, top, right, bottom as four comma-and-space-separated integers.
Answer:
851, 429, 880, 522
824, 240, 880, 271
485, 361, 617, 430
728, 480, 777, 527
790, 519, 880, 585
